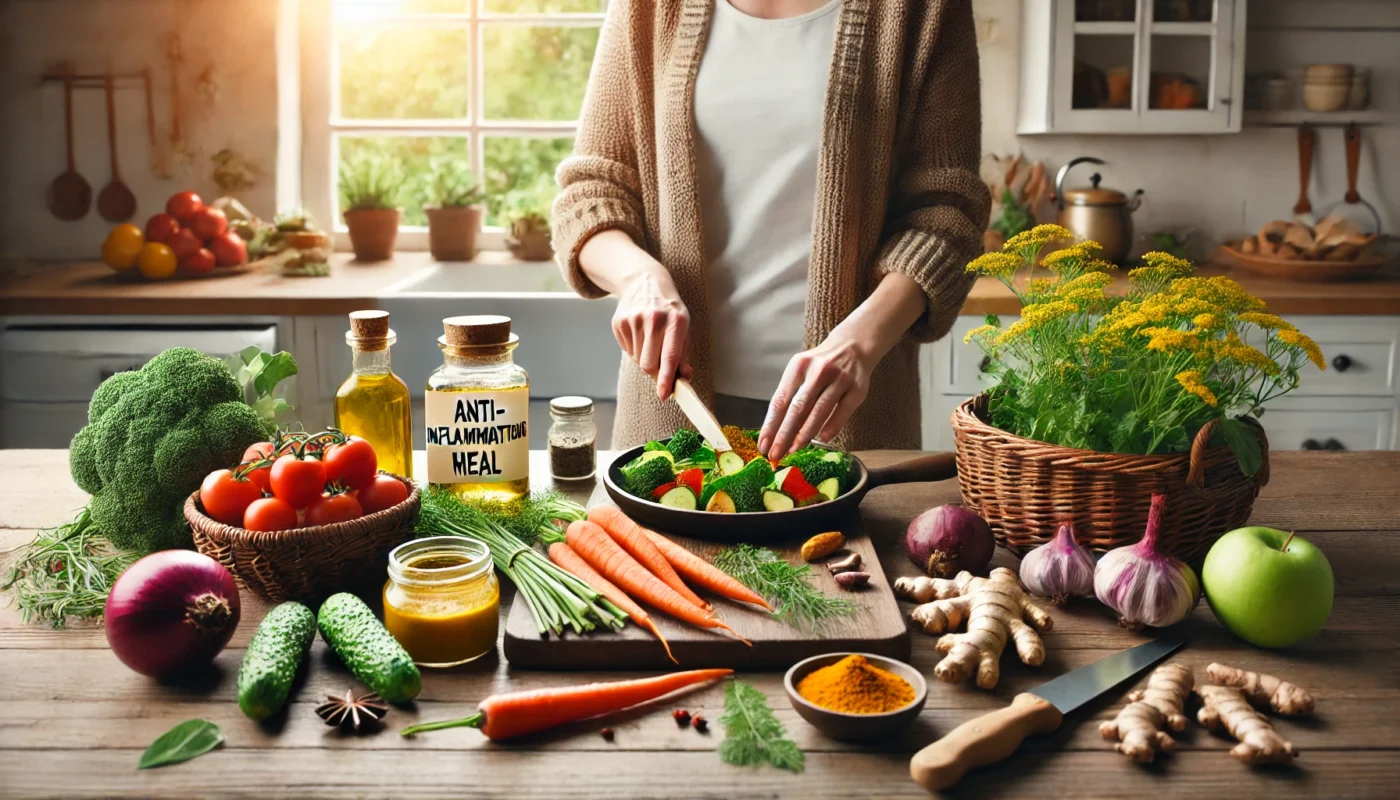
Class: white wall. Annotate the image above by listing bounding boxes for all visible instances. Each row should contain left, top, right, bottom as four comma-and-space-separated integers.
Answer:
975, 0, 1397, 252
0, 0, 283, 260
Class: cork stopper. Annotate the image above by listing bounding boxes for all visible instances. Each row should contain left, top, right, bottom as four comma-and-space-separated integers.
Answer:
347, 310, 393, 351
443, 315, 512, 346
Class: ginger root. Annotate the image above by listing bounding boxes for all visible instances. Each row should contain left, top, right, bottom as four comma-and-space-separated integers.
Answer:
893, 567, 1052, 689
1197, 684, 1298, 764
1206, 663, 1315, 716
1099, 663, 1194, 762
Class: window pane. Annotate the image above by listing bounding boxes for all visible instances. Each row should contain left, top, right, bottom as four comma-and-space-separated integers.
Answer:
1075, 0, 1135, 22
339, 136, 471, 227
1072, 35, 1135, 109
1153, 0, 1214, 22
483, 136, 573, 227
338, 24, 469, 119
484, 1, 604, 11
482, 25, 599, 120
1149, 36, 1211, 109
336, 1, 468, 15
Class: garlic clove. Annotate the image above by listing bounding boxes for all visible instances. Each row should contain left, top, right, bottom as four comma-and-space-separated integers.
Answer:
1093, 494, 1201, 629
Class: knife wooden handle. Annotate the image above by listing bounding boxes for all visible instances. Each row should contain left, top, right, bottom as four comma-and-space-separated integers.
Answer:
909, 693, 1063, 792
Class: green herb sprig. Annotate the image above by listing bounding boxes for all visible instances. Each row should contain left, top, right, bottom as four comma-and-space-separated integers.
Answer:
712, 544, 855, 630
139, 719, 224, 769
718, 680, 804, 772
2, 509, 136, 627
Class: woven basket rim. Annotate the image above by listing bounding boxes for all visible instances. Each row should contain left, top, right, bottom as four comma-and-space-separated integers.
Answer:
184, 471, 420, 542
952, 394, 1247, 465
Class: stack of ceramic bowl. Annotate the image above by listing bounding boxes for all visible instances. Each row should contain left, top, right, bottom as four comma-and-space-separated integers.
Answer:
1303, 64, 1353, 112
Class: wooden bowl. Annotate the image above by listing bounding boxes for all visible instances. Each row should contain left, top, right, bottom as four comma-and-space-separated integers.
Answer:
1221, 244, 1391, 282
784, 653, 927, 742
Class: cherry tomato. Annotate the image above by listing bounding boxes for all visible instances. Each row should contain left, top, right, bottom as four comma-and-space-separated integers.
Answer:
305, 493, 364, 527
190, 206, 228, 240
269, 453, 327, 509
324, 436, 378, 490
168, 227, 203, 259
358, 474, 409, 514
199, 469, 263, 526
144, 213, 181, 244
166, 191, 204, 224
179, 248, 216, 275
243, 497, 299, 532
240, 442, 275, 492
210, 231, 248, 267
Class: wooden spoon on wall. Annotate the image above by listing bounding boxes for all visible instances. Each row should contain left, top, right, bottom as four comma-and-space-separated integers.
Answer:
46, 74, 92, 221
97, 72, 137, 222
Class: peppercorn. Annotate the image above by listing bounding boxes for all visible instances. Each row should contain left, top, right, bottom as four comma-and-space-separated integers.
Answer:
672, 709, 691, 726
691, 715, 708, 733
600, 727, 615, 741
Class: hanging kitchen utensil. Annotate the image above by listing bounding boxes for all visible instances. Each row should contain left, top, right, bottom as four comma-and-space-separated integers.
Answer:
144, 67, 172, 180
909, 636, 1185, 791
168, 34, 186, 159
1293, 124, 1317, 227
96, 72, 138, 222
1054, 156, 1143, 265
46, 74, 92, 221
1326, 123, 1382, 235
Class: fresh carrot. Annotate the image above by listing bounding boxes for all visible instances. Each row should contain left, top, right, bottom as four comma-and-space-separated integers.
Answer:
548, 541, 677, 664
642, 530, 773, 611
400, 668, 732, 740
588, 506, 710, 611
566, 520, 749, 643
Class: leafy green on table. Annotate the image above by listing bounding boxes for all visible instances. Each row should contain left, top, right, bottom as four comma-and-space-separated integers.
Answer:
718, 681, 804, 773
138, 719, 224, 769
1, 509, 137, 627
712, 544, 856, 630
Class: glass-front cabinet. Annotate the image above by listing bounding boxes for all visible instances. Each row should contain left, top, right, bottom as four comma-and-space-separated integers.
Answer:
1018, 0, 1246, 134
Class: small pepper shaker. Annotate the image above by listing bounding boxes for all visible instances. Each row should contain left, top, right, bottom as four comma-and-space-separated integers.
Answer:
549, 396, 597, 481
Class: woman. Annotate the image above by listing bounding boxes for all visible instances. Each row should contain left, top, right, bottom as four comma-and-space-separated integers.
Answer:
553, 0, 989, 458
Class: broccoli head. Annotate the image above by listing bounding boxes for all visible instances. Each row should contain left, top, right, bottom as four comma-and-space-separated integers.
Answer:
780, 448, 851, 490
666, 428, 703, 461
724, 457, 776, 513
70, 348, 265, 553
621, 455, 675, 498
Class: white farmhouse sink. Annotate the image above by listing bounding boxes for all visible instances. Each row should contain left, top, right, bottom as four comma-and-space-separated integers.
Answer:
382, 260, 574, 295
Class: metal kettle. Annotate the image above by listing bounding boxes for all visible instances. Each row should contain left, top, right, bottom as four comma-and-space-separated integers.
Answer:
1054, 156, 1144, 264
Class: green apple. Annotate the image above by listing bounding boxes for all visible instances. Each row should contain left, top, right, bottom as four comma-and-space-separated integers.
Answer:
1202, 526, 1333, 648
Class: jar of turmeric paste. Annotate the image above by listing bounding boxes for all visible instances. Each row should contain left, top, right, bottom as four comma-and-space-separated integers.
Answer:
383, 537, 499, 667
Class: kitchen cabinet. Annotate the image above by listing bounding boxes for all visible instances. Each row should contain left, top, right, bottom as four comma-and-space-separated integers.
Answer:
922, 314, 1400, 452
1018, 0, 1247, 135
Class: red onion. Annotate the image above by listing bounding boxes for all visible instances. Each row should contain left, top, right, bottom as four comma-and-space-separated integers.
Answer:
905, 505, 995, 578
104, 551, 241, 678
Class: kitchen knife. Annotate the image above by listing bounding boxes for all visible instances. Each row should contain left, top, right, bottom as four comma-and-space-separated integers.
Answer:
671, 377, 731, 452
909, 636, 1184, 792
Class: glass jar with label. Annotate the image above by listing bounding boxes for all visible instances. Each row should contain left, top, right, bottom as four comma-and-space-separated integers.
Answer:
424, 315, 530, 502
383, 536, 499, 667
548, 396, 597, 481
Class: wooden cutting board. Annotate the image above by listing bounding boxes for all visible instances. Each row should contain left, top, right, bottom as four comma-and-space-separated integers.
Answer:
502, 511, 910, 671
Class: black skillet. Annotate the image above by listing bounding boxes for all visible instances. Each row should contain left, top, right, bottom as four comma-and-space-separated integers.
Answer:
601, 441, 958, 541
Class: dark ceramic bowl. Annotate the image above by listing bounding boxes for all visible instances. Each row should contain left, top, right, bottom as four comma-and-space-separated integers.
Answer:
784, 652, 927, 742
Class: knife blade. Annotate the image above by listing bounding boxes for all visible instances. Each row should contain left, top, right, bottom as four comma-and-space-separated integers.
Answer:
910, 636, 1184, 791
671, 377, 731, 452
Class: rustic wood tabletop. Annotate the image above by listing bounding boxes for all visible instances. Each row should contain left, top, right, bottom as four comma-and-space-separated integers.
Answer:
2, 449, 1398, 798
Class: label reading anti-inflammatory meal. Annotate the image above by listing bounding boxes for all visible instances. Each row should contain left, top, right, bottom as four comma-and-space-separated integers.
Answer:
425, 388, 529, 484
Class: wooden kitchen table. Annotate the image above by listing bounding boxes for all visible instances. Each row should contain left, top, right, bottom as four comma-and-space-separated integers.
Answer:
2, 450, 1399, 798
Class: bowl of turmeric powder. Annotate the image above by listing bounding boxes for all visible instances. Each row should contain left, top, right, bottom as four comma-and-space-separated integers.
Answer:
784, 652, 927, 742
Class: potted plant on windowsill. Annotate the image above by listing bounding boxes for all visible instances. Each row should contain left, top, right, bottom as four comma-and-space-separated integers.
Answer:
503, 187, 555, 262
339, 151, 403, 262
423, 159, 486, 262
955, 225, 1326, 562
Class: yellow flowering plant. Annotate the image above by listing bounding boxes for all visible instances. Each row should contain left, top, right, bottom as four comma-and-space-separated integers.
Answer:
964, 225, 1324, 473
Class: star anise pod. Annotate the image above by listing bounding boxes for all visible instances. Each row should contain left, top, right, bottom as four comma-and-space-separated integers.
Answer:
316, 687, 389, 731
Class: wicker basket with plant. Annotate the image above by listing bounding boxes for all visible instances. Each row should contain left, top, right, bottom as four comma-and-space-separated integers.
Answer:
339, 150, 404, 262
955, 225, 1326, 561
423, 159, 486, 262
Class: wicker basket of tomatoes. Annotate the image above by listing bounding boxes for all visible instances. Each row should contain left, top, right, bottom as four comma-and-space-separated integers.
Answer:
185, 430, 420, 603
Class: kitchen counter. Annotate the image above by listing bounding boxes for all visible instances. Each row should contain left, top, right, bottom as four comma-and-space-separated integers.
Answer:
5, 252, 1400, 317
3, 449, 1399, 798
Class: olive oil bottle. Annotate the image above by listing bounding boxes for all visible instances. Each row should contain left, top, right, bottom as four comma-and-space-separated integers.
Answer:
424, 315, 529, 502
336, 310, 413, 478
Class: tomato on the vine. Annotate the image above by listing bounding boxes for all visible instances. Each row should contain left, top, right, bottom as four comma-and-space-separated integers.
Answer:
358, 474, 409, 514
200, 469, 263, 526
324, 436, 378, 490
241, 441, 276, 492
243, 497, 299, 532
305, 492, 364, 527
269, 453, 327, 509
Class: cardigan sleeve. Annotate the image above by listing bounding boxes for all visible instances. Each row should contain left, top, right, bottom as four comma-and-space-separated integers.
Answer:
551, 0, 649, 300
876, 0, 992, 342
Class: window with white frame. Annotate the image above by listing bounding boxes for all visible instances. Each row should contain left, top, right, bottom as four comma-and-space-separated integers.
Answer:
303, 0, 604, 251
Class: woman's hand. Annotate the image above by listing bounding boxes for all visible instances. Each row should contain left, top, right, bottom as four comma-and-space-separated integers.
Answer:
759, 331, 874, 460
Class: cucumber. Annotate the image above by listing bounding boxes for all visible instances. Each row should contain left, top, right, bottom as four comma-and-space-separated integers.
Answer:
762, 490, 795, 512
705, 490, 736, 513
237, 602, 316, 721
772, 467, 793, 490
317, 593, 422, 704
821, 450, 844, 463
658, 485, 698, 510
816, 477, 841, 502
717, 450, 746, 475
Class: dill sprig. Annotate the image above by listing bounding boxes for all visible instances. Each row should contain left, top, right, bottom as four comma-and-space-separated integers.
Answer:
2, 509, 137, 628
718, 680, 804, 772
711, 544, 856, 630
458, 489, 587, 546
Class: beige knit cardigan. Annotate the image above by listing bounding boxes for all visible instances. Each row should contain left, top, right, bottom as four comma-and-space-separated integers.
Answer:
553, 0, 990, 450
